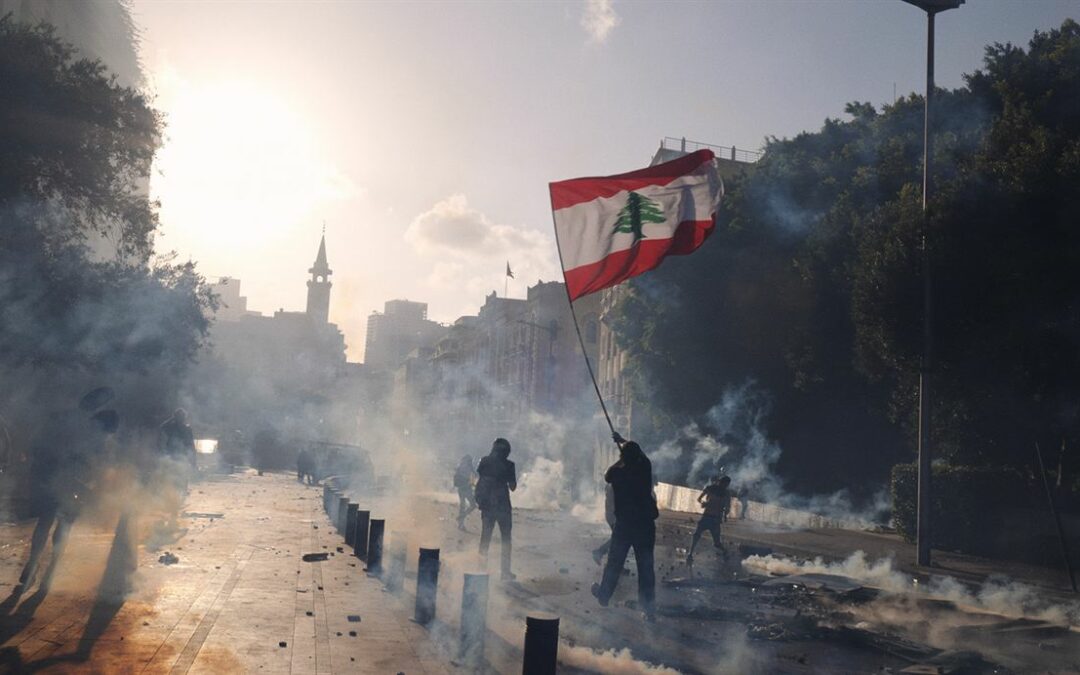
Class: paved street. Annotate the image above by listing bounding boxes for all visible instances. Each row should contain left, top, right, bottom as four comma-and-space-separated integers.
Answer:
0, 470, 450, 674
2, 469, 1078, 674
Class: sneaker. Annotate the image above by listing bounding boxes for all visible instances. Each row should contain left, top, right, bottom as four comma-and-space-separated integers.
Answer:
501, 571, 516, 581
590, 583, 609, 607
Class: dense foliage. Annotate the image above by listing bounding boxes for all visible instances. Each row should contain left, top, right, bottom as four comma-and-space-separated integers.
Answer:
0, 16, 213, 432
612, 20, 1080, 499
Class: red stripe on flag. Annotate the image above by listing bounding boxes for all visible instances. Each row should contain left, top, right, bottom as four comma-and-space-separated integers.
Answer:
563, 217, 715, 301
549, 149, 715, 211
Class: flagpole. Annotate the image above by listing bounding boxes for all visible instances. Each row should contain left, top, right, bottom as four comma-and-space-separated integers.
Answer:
548, 189, 616, 438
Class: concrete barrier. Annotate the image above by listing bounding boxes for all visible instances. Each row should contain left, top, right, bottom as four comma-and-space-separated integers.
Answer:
654, 481, 866, 531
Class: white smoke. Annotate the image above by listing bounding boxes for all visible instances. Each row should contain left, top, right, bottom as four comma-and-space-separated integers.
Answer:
743, 551, 1080, 626
653, 381, 889, 527
514, 456, 566, 510
560, 644, 680, 675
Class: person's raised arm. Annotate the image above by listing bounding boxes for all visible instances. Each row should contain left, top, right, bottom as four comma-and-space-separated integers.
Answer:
508, 462, 517, 491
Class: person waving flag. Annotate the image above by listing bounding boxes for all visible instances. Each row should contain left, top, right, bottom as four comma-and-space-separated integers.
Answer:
549, 149, 723, 301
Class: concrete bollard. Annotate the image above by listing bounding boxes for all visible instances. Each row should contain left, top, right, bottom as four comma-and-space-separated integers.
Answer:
353, 510, 370, 560
365, 519, 385, 575
345, 503, 359, 547
386, 532, 408, 593
459, 573, 489, 668
328, 490, 339, 523
414, 548, 440, 624
522, 615, 559, 675
336, 496, 349, 535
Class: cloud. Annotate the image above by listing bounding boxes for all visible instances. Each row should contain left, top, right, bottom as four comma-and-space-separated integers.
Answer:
406, 194, 549, 258
581, 0, 619, 45
405, 194, 560, 317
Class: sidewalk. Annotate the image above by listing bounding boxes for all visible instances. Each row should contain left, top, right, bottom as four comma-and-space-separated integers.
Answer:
0, 470, 452, 674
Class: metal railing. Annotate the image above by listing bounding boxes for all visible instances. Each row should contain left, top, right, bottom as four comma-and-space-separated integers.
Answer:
661, 136, 763, 163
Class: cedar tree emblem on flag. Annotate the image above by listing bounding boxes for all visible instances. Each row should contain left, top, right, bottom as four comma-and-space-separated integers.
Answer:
613, 191, 665, 243
549, 149, 723, 301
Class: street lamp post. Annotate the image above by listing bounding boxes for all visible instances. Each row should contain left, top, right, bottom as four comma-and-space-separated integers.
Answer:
901, 0, 964, 568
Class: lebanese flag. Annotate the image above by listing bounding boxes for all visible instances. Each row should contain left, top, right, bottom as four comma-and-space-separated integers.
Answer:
550, 149, 723, 301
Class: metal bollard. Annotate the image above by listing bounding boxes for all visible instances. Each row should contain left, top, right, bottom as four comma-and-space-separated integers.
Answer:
386, 532, 407, 593
353, 510, 370, 560
522, 615, 559, 675
414, 548, 440, 624
365, 519, 385, 575
345, 503, 359, 547
459, 573, 489, 668
336, 496, 349, 535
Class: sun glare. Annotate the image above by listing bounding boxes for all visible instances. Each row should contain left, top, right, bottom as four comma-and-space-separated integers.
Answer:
151, 74, 353, 255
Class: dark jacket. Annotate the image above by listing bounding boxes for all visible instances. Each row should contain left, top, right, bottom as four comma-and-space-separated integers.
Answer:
475, 454, 516, 513
605, 446, 658, 526
160, 418, 196, 464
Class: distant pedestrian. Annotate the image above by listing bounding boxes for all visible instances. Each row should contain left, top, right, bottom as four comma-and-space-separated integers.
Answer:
475, 438, 516, 580
454, 454, 477, 530
159, 409, 196, 471
297, 447, 316, 484
687, 475, 731, 564
592, 432, 658, 622
737, 485, 750, 520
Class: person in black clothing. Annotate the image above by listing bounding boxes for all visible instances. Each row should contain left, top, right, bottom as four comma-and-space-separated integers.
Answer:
19, 388, 118, 592
454, 454, 477, 531
475, 438, 516, 580
687, 474, 732, 564
159, 408, 196, 469
591, 483, 616, 565
297, 447, 316, 484
591, 432, 658, 621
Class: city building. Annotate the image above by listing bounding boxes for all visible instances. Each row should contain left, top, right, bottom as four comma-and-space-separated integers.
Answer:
364, 299, 446, 369
187, 235, 370, 454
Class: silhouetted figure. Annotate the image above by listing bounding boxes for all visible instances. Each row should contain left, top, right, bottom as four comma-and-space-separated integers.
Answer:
475, 438, 516, 580
591, 484, 616, 565
687, 475, 732, 564
592, 432, 658, 621
159, 408, 196, 472
19, 389, 117, 593
297, 447, 316, 484
737, 484, 750, 520
454, 454, 477, 530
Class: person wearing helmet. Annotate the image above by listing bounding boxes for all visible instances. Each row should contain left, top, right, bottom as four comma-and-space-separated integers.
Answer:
474, 438, 516, 580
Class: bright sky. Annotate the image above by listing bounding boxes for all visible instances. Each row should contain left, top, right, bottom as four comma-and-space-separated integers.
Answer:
136, 0, 1076, 361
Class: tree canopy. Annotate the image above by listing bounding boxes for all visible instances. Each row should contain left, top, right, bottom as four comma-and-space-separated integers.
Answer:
0, 16, 212, 419
612, 20, 1080, 496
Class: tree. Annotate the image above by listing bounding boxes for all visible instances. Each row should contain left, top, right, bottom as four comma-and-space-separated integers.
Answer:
611, 20, 1080, 496
0, 16, 213, 430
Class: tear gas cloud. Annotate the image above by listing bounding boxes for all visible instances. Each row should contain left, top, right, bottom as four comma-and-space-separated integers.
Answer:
743, 550, 1080, 626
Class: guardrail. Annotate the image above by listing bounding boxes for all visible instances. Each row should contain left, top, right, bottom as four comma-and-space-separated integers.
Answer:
661, 136, 763, 163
